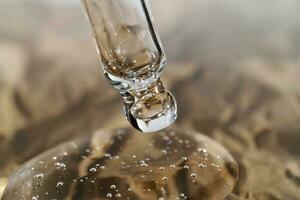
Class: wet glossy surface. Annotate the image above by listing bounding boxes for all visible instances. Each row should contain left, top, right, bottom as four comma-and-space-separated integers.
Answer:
2, 129, 237, 200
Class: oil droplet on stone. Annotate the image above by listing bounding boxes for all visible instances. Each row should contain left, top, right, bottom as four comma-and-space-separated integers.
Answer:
2, 128, 238, 200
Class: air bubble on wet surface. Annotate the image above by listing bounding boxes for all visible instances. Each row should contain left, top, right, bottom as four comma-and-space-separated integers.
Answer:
100, 165, 105, 170
198, 163, 207, 168
110, 185, 116, 189
181, 156, 188, 161
184, 165, 190, 169
89, 167, 97, 173
105, 153, 112, 158
54, 162, 66, 170
170, 164, 176, 168
33, 174, 44, 179
114, 155, 120, 160
56, 182, 64, 188
161, 149, 168, 154
198, 148, 208, 153
115, 193, 122, 198
140, 160, 148, 167
106, 193, 113, 198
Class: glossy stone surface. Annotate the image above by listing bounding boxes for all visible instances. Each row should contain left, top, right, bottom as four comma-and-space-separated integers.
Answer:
2, 128, 237, 200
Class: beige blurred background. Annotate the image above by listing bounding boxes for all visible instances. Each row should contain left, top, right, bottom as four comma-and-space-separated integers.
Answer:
0, 0, 300, 199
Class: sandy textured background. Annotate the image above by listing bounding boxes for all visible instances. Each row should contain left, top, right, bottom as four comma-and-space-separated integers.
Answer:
0, 0, 300, 199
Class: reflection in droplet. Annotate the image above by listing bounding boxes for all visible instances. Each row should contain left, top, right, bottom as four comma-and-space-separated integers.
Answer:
56, 182, 64, 188
2, 128, 238, 200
